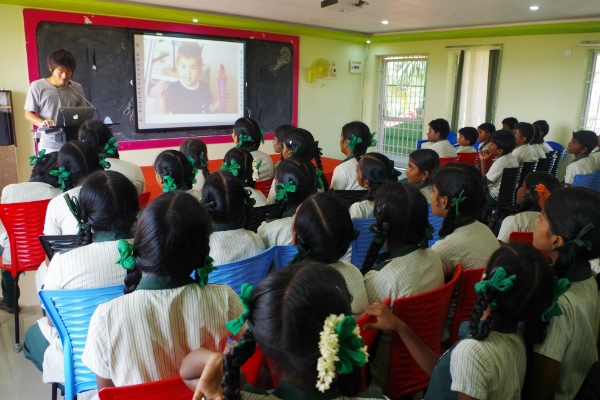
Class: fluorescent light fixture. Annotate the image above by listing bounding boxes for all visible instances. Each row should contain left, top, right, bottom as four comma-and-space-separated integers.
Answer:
192, 18, 198, 22
381, 20, 389, 24
530, 6, 539, 10
367, 40, 371, 43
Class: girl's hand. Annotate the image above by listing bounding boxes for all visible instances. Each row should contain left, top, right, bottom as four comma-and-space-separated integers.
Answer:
479, 149, 490, 160
193, 352, 225, 400
362, 303, 405, 332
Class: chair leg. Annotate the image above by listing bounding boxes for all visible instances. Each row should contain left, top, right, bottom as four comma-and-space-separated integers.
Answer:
13, 276, 20, 353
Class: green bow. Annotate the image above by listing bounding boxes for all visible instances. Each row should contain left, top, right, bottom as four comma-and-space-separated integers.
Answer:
225, 283, 254, 335
276, 180, 297, 202
450, 190, 468, 215
475, 267, 516, 294
49, 166, 71, 190
552, 223, 595, 267
334, 316, 368, 374
418, 224, 435, 249
199, 152, 210, 168
370, 132, 378, 147
98, 153, 111, 169
162, 175, 177, 193
369, 222, 390, 245
347, 134, 363, 152
290, 242, 313, 264
220, 160, 241, 177
352, 230, 360, 240
104, 137, 119, 155
236, 134, 253, 148
196, 256, 218, 286
64, 194, 90, 236
316, 169, 324, 190
201, 200, 215, 210
541, 276, 570, 322
29, 149, 46, 166
368, 169, 389, 190
260, 129, 265, 144
116, 239, 136, 270
244, 188, 256, 207
187, 156, 199, 184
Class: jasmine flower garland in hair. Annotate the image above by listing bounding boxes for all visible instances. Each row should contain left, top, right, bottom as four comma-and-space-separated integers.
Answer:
252, 159, 262, 181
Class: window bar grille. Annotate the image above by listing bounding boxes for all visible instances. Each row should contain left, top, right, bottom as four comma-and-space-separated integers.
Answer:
581, 51, 600, 132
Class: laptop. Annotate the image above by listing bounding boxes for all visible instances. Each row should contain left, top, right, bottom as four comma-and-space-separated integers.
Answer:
56, 106, 96, 127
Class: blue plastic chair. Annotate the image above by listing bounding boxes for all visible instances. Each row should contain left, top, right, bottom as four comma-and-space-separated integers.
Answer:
546, 141, 566, 158
351, 218, 385, 269
592, 174, 600, 192
447, 131, 457, 145
273, 245, 298, 270
416, 139, 428, 150
209, 247, 275, 294
573, 174, 596, 189
428, 204, 444, 248
39, 284, 126, 400
473, 141, 481, 151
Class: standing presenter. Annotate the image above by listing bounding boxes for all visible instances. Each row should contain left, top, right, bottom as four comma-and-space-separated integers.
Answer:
24, 49, 86, 153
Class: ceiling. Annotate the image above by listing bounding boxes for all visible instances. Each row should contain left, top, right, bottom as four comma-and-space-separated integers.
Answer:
108, 0, 600, 35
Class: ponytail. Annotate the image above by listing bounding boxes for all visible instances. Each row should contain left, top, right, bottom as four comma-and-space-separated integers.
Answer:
222, 330, 256, 400
124, 264, 142, 294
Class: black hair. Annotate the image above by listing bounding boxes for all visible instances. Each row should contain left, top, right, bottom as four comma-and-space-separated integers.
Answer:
533, 120, 549, 137
30, 151, 60, 188
477, 122, 496, 135
221, 263, 362, 400
283, 128, 328, 190
180, 139, 210, 180
77, 171, 140, 246
78, 119, 120, 158
292, 193, 355, 264
428, 119, 450, 139
177, 42, 203, 66
154, 150, 195, 191
124, 191, 211, 294
502, 117, 519, 130
542, 187, 600, 280
202, 171, 253, 229
532, 125, 542, 145
274, 124, 295, 144
358, 152, 399, 200
409, 149, 439, 186
514, 122, 534, 143
47, 48, 76, 73
342, 121, 373, 161
233, 118, 262, 150
468, 242, 555, 345
361, 182, 429, 274
272, 158, 318, 220
500, 172, 560, 220
57, 141, 103, 191
458, 127, 478, 146
433, 164, 484, 238
490, 129, 517, 155
572, 130, 598, 155
223, 147, 256, 189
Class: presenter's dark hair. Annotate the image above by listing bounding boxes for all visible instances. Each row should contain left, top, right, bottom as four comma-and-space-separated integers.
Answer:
234, 118, 263, 150
78, 119, 119, 158
154, 150, 195, 191
428, 119, 451, 139
180, 139, 210, 180
57, 141, 103, 191
31, 151, 61, 188
47, 49, 76, 73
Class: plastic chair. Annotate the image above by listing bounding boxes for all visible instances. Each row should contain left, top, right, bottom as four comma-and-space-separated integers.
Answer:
356, 298, 391, 391
428, 205, 444, 248
98, 377, 192, 400
591, 173, 600, 192
39, 284, 126, 400
573, 173, 596, 189
456, 152, 480, 167
550, 150, 565, 179
508, 232, 552, 262
39, 235, 79, 260
333, 190, 369, 207
246, 203, 280, 232
241, 345, 266, 386
0, 199, 51, 352
449, 268, 485, 345
519, 161, 539, 186
273, 245, 298, 270
416, 139, 428, 150
255, 178, 274, 198
138, 192, 151, 209
209, 247, 276, 295
439, 157, 459, 166
546, 141, 565, 152
386, 265, 462, 399
351, 218, 384, 269
488, 167, 522, 234
536, 155, 555, 174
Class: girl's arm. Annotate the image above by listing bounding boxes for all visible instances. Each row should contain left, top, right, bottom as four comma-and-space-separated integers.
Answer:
96, 375, 115, 391
479, 150, 490, 177
363, 303, 440, 376
522, 353, 560, 400
180, 348, 222, 392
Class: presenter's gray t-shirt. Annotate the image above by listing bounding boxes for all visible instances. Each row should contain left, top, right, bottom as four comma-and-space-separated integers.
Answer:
24, 79, 86, 152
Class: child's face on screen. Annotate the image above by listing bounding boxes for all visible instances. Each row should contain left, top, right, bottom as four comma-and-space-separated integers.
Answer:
177, 56, 201, 86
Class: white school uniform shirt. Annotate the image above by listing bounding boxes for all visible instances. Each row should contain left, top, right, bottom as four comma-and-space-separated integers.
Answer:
591, 258, 600, 274
43, 186, 83, 236
420, 184, 434, 204
328, 261, 369, 316
250, 150, 274, 181
486, 154, 519, 199
540, 142, 554, 154
246, 187, 267, 207
532, 144, 547, 159
209, 225, 266, 265
82, 278, 244, 400
511, 143, 538, 166
565, 155, 596, 185
257, 209, 295, 247
1, 180, 62, 265
591, 151, 600, 171
450, 331, 527, 400
497, 210, 540, 243
456, 145, 476, 153
105, 158, 146, 194
349, 199, 374, 219
534, 269, 600, 400
186, 188, 203, 202
331, 157, 361, 190
38, 234, 131, 384
428, 140, 458, 158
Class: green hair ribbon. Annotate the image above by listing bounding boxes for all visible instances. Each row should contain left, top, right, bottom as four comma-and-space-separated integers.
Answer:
49, 166, 71, 190
418, 225, 435, 249
225, 283, 254, 335
260, 129, 265, 144
162, 175, 177, 193
236, 134, 253, 148
541, 276, 571, 322
368, 169, 389, 190
29, 149, 46, 166
275, 180, 297, 202
370, 132, 378, 147
199, 152, 210, 169
196, 256, 218, 286
368, 222, 390, 245
244, 188, 256, 208
235, 338, 256, 347
347, 134, 363, 152
115, 239, 136, 270
220, 160, 241, 177
290, 242, 313, 265
98, 154, 111, 169
104, 137, 119, 155
551, 223, 595, 267
316, 169, 324, 190
450, 189, 468, 216
187, 156, 199, 184
64, 194, 90, 236
333, 316, 368, 374
201, 199, 215, 210
474, 267, 516, 294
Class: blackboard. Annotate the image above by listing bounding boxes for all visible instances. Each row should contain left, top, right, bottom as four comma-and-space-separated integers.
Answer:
36, 21, 294, 142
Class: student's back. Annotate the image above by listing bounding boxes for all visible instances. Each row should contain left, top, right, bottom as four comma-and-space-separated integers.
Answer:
232, 118, 274, 181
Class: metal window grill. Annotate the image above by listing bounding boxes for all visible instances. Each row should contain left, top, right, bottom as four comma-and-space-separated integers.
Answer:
581, 51, 600, 131
378, 55, 428, 168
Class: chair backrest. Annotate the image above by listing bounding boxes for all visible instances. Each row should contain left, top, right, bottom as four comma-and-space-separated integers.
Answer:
428, 205, 444, 248
551, 150, 565, 178
0, 199, 51, 274
536, 156, 555, 175
39, 284, 125, 400
208, 247, 276, 295
333, 190, 369, 207
246, 203, 280, 232
98, 376, 193, 400
351, 218, 378, 269
508, 231, 533, 245
138, 192, 151, 209
456, 152, 480, 167
273, 245, 298, 270
39, 235, 79, 260
519, 161, 539, 185
449, 267, 485, 345
573, 174, 596, 189
416, 139, 428, 150
387, 265, 462, 399
254, 178, 274, 198
356, 298, 392, 349
545, 141, 565, 152
591, 173, 600, 192
496, 167, 522, 211
439, 157, 459, 166
487, 154, 497, 167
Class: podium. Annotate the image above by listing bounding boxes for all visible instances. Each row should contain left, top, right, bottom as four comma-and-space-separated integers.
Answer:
32, 123, 120, 147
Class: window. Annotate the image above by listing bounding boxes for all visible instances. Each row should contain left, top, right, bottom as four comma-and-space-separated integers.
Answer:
581, 51, 600, 131
378, 55, 428, 167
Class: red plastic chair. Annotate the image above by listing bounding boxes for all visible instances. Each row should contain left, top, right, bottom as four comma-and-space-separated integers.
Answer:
98, 377, 192, 399
240, 344, 266, 386
254, 178, 274, 198
457, 152, 480, 167
0, 199, 51, 352
386, 265, 462, 399
138, 192, 151, 209
449, 268, 485, 345
509, 232, 551, 262
439, 157, 459, 166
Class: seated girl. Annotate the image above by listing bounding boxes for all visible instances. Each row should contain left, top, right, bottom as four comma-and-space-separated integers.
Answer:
80, 191, 244, 398
78, 120, 145, 193
181, 262, 385, 400
154, 149, 202, 201
497, 172, 560, 245
23, 170, 139, 384
404, 149, 439, 203
221, 148, 267, 207
180, 138, 211, 192
290, 192, 369, 315
231, 117, 274, 182
331, 121, 376, 190
350, 152, 399, 219
272, 124, 295, 173
202, 171, 265, 265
